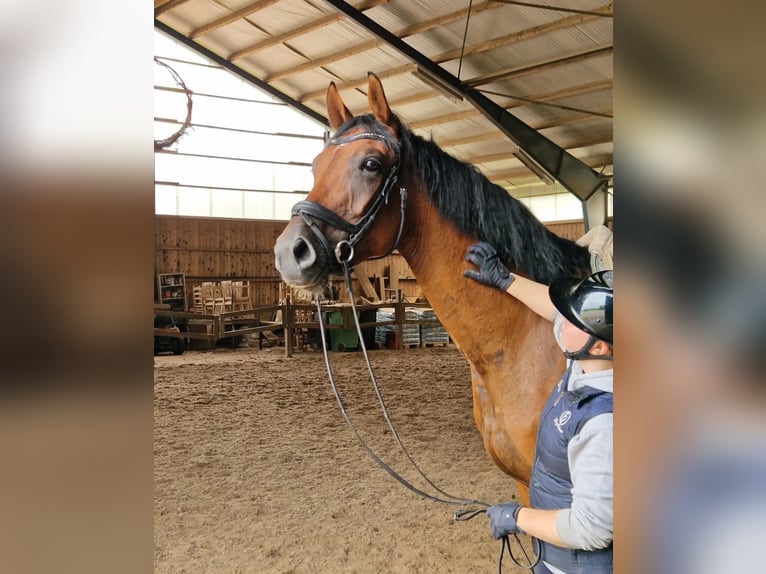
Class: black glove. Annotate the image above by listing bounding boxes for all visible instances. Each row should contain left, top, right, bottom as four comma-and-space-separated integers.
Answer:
486, 502, 523, 539
463, 242, 514, 291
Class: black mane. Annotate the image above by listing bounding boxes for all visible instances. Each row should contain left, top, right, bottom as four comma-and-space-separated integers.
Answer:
334, 114, 590, 284
400, 127, 590, 284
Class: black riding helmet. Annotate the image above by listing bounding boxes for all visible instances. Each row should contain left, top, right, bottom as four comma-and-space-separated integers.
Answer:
549, 270, 613, 345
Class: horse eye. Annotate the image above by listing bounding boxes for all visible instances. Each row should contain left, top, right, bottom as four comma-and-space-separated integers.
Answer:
361, 158, 382, 172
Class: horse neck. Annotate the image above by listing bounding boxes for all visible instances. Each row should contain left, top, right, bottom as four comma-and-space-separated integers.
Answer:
395, 185, 567, 482
397, 189, 556, 364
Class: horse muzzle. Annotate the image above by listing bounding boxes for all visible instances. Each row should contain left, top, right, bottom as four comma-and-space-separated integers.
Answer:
274, 219, 332, 288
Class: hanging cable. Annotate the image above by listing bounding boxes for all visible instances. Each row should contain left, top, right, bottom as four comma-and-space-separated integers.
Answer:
457, 0, 474, 80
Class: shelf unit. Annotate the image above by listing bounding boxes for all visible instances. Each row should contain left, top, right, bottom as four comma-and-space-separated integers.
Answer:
158, 272, 186, 311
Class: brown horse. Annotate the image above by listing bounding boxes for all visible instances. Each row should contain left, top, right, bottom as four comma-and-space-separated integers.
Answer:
274, 73, 590, 499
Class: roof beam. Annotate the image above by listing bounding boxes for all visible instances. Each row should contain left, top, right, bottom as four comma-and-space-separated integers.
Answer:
436, 130, 504, 148
489, 0, 613, 19
466, 45, 613, 87
189, 0, 281, 39
477, 83, 612, 118
415, 79, 612, 132
298, 63, 415, 103
155, 0, 191, 18
408, 109, 478, 130
486, 153, 613, 182
231, 15, 347, 61
466, 135, 612, 165
381, 90, 436, 110
532, 111, 609, 130
267, 38, 382, 82
229, 0, 389, 61
321, 0, 609, 225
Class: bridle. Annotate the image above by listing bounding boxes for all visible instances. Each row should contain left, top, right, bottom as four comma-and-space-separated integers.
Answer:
290, 129, 408, 270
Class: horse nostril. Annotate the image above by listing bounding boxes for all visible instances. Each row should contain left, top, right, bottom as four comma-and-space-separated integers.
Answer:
292, 237, 316, 270
292, 236, 308, 259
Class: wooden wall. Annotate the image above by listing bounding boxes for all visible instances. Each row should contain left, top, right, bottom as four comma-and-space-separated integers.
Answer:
155, 215, 597, 308
155, 216, 286, 306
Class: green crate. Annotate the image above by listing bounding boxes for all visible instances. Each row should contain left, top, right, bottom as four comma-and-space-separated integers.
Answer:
327, 311, 358, 352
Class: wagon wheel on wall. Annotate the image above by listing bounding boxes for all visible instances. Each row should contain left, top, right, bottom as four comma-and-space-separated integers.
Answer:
154, 57, 193, 151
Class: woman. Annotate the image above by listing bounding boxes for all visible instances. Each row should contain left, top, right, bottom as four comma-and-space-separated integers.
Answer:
464, 241, 613, 574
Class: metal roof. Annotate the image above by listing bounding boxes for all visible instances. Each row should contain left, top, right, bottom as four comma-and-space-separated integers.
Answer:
155, 0, 612, 198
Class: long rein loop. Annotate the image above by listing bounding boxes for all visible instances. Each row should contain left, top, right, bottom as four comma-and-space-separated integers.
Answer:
339, 260, 487, 506
314, 267, 541, 571
453, 509, 541, 572
498, 533, 541, 573
315, 276, 489, 510
312, 294, 485, 510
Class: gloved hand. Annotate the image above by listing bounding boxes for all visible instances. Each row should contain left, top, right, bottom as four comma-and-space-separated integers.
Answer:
486, 502, 523, 539
463, 242, 514, 291
576, 225, 613, 271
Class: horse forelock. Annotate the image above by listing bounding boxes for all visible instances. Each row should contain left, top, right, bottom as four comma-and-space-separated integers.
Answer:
328, 114, 399, 153
330, 114, 380, 136
398, 127, 590, 284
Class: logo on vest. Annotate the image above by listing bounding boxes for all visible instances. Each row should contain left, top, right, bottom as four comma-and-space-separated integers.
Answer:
554, 410, 571, 433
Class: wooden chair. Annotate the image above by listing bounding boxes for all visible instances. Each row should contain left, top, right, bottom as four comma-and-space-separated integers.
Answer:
191, 285, 204, 313
201, 282, 216, 315
211, 282, 226, 314
220, 280, 234, 313
233, 280, 251, 312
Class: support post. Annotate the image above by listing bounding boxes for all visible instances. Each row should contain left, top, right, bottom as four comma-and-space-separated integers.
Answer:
582, 185, 609, 230
284, 302, 294, 357
395, 298, 405, 351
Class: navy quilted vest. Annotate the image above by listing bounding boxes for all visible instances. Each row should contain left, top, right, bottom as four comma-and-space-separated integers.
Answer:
529, 370, 613, 574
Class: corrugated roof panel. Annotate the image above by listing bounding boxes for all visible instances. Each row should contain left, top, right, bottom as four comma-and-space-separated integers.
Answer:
160, 0, 223, 33
325, 46, 409, 80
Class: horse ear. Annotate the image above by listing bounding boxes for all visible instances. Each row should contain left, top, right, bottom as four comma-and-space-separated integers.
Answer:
367, 72, 398, 131
326, 82, 353, 130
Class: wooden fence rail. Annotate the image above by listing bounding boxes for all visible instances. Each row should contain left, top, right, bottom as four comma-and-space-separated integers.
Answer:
154, 300, 449, 357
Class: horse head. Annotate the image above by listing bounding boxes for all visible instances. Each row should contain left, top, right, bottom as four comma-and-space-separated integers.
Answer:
274, 73, 407, 294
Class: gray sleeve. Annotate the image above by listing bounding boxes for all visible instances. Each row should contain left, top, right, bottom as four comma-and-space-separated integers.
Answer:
555, 413, 613, 550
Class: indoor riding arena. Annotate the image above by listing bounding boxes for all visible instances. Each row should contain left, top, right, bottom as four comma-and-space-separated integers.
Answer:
155, 346, 520, 573
154, 1, 613, 572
